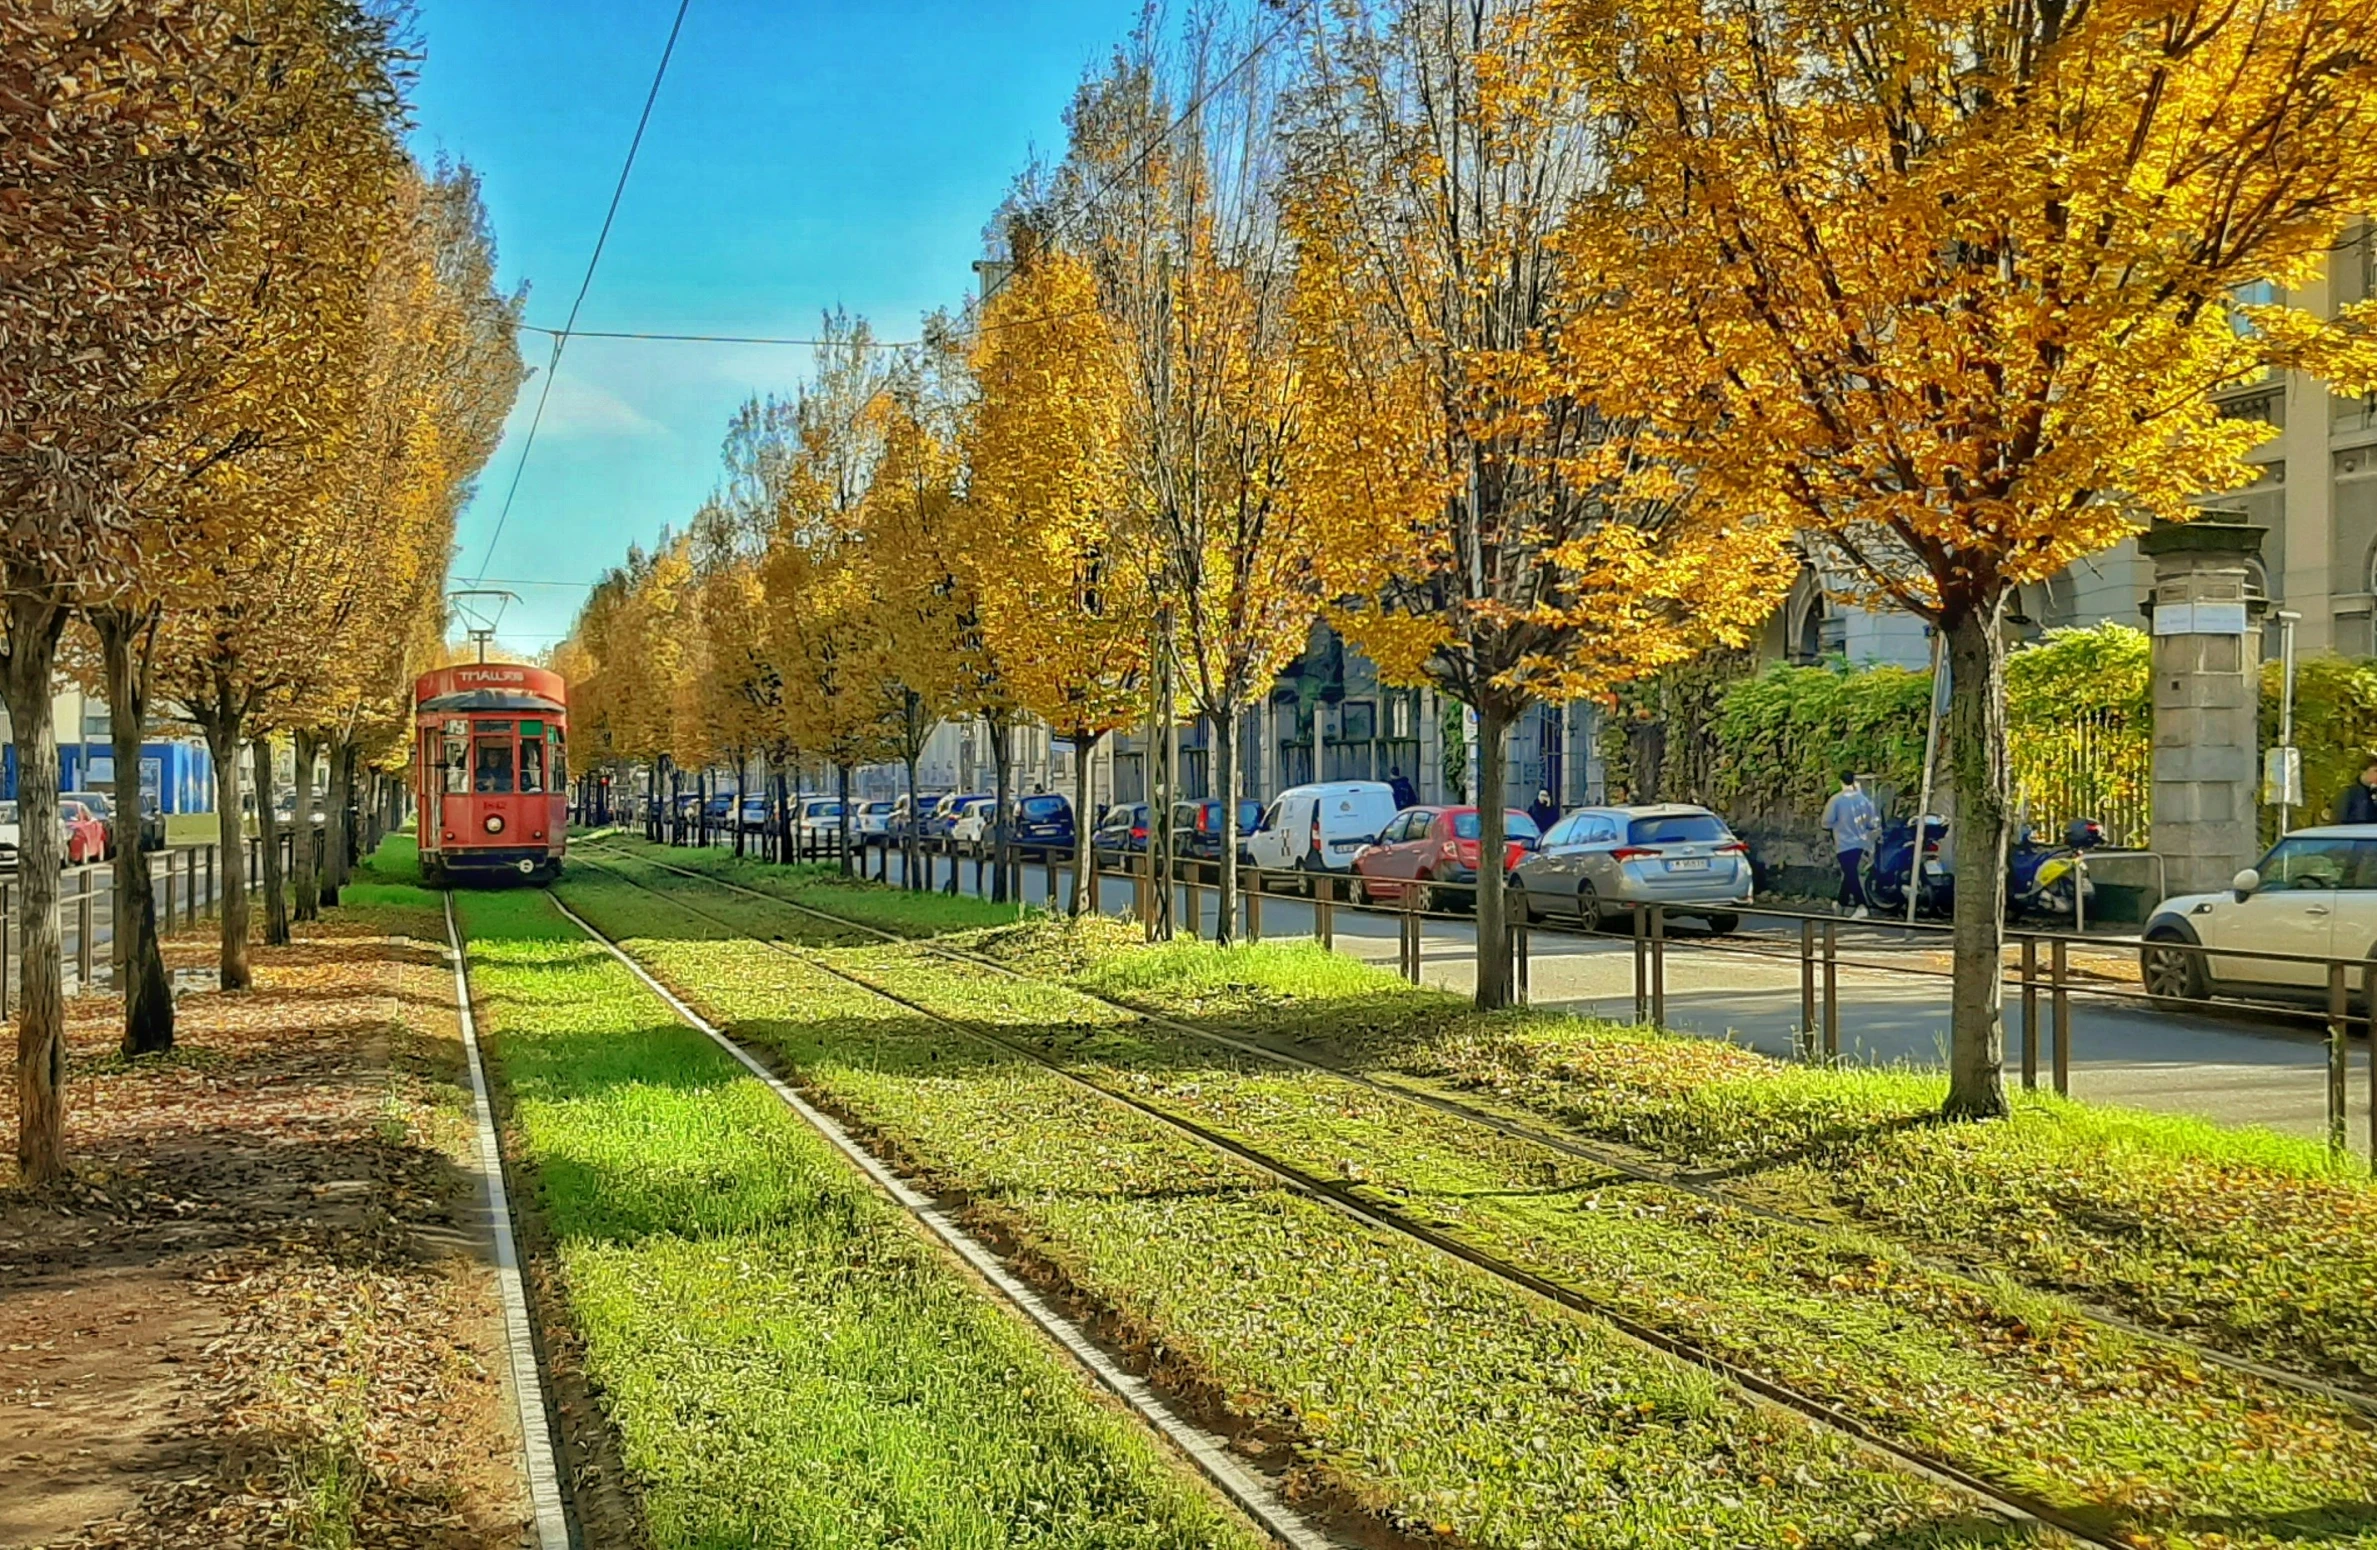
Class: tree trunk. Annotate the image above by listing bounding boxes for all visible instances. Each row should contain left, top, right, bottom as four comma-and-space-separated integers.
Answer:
253, 738, 289, 946
902, 753, 922, 891
1943, 604, 2012, 1120
292, 731, 320, 922
321, 737, 354, 908
204, 714, 250, 990
1214, 702, 1239, 947
988, 713, 1013, 905
93, 607, 172, 1055
5, 596, 71, 1185
1070, 729, 1100, 916
1473, 699, 1513, 1011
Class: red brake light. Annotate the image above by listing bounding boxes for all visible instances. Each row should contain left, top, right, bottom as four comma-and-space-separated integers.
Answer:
1612, 846, 1657, 861
1717, 842, 1748, 854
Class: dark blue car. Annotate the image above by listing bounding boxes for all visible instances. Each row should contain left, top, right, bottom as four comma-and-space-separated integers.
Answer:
1174, 798, 1265, 864
1012, 792, 1075, 848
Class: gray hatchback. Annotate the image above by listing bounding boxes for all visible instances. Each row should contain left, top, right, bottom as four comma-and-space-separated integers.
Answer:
1508, 803, 1752, 933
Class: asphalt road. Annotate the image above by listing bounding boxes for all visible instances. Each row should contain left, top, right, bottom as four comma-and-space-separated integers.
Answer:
1, 850, 230, 998
838, 843, 2376, 1159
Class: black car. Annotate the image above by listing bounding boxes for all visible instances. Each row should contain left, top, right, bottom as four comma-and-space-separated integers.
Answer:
1172, 798, 1265, 864
1011, 791, 1075, 849
1089, 803, 1151, 867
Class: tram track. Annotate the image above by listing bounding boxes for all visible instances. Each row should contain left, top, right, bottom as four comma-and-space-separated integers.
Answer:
565, 847, 2196, 1550
486, 885, 1344, 1549
596, 840, 2377, 1421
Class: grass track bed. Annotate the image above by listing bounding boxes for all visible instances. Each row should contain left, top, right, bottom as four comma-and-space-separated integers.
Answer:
553, 863, 2022, 1550
570, 849, 2377, 1549
593, 838, 2377, 1390
451, 887, 1264, 1550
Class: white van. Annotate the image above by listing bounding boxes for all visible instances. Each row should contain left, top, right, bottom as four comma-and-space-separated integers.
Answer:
1245, 781, 1400, 885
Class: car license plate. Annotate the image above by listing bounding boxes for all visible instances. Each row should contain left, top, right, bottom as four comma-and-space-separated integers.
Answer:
1331, 840, 1363, 852
1666, 857, 1709, 871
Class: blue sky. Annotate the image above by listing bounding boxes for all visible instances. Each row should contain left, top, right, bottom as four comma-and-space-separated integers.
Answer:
406, 0, 1134, 654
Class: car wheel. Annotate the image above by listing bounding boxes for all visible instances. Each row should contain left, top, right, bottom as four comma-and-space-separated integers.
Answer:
1350, 874, 1373, 907
2140, 931, 2207, 1007
1576, 879, 1605, 930
1704, 912, 1740, 935
1508, 879, 1535, 925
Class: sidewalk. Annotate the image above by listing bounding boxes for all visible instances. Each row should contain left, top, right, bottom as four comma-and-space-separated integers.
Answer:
0, 899, 538, 1548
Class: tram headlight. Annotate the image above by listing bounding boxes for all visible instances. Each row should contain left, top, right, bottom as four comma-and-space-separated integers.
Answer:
484, 814, 505, 835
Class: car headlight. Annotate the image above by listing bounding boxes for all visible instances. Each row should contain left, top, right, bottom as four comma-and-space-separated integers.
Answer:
484, 814, 505, 835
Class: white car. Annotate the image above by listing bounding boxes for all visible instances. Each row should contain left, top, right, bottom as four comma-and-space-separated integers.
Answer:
1243, 780, 1401, 887
854, 800, 895, 843
793, 799, 847, 845
2140, 825, 2377, 1003
948, 796, 1000, 850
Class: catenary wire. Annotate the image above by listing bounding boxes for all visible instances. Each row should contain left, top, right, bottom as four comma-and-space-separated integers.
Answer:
469, 0, 696, 586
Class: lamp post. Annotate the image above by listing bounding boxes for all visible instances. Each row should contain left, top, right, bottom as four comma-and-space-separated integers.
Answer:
2274, 609, 2302, 835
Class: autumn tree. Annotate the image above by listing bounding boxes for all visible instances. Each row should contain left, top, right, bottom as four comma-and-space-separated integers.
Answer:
763, 318, 898, 866
0, 0, 270, 1179
1054, 20, 1322, 943
1287, 0, 1794, 1007
1561, 0, 2377, 1114
964, 242, 1148, 913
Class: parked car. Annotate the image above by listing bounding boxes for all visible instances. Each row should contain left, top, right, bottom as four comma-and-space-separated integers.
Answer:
888, 792, 939, 841
948, 796, 1000, 851
794, 798, 847, 846
855, 800, 896, 843
1242, 781, 1400, 888
1089, 803, 1152, 867
58, 798, 107, 867
2140, 826, 2377, 1005
1011, 792, 1076, 850
1171, 798, 1264, 867
64, 791, 118, 858
703, 790, 737, 825
922, 792, 984, 842
1508, 803, 1751, 933
739, 794, 772, 830
1352, 806, 1540, 911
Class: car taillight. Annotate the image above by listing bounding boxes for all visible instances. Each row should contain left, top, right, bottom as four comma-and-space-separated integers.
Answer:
1717, 842, 1747, 854
1132, 825, 1147, 839
1612, 846, 1657, 861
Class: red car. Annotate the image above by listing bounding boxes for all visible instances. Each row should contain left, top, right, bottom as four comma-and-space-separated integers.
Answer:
1350, 805, 1541, 911
58, 798, 107, 867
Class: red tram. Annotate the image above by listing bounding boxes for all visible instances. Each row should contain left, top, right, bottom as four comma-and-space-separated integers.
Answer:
413, 663, 568, 885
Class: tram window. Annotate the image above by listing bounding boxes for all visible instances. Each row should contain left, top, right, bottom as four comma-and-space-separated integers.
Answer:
519, 736, 546, 794
473, 739, 515, 794
551, 726, 567, 784
441, 734, 468, 794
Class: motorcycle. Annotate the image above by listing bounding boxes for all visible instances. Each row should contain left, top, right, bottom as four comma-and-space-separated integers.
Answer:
2008, 817, 2105, 921
1867, 815, 1953, 918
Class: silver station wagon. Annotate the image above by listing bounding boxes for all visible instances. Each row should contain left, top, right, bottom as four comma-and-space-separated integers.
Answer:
1508, 803, 1753, 934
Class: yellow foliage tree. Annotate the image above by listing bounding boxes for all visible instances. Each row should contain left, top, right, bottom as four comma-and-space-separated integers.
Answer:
1560, 0, 2377, 1114
1287, 0, 1797, 1005
964, 241, 1148, 912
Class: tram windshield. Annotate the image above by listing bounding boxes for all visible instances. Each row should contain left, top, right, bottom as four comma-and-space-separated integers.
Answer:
473, 738, 514, 793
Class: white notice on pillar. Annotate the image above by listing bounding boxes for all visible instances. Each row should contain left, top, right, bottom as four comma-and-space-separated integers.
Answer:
2153, 602, 2250, 636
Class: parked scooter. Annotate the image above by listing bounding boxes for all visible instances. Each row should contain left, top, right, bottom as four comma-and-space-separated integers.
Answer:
2008, 817, 2105, 921
1868, 815, 1953, 918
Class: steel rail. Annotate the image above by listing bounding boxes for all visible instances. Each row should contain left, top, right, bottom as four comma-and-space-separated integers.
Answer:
568, 851, 2160, 1550
598, 842, 2377, 1419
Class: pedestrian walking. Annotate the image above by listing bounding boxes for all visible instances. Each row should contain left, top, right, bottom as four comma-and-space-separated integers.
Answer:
1387, 766, 1418, 810
1820, 769, 1881, 919
2336, 758, 2377, 824
1528, 788, 1558, 834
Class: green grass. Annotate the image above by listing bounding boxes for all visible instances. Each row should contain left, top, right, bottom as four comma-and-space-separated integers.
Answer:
453, 885, 1265, 1550
587, 836, 2377, 1385
556, 859, 2051, 1550
571, 853, 2377, 1550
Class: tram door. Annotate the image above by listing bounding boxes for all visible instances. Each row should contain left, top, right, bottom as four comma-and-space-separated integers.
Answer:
429, 720, 468, 850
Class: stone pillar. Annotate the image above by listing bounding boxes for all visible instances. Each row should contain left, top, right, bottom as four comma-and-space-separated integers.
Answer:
2141, 515, 2268, 895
